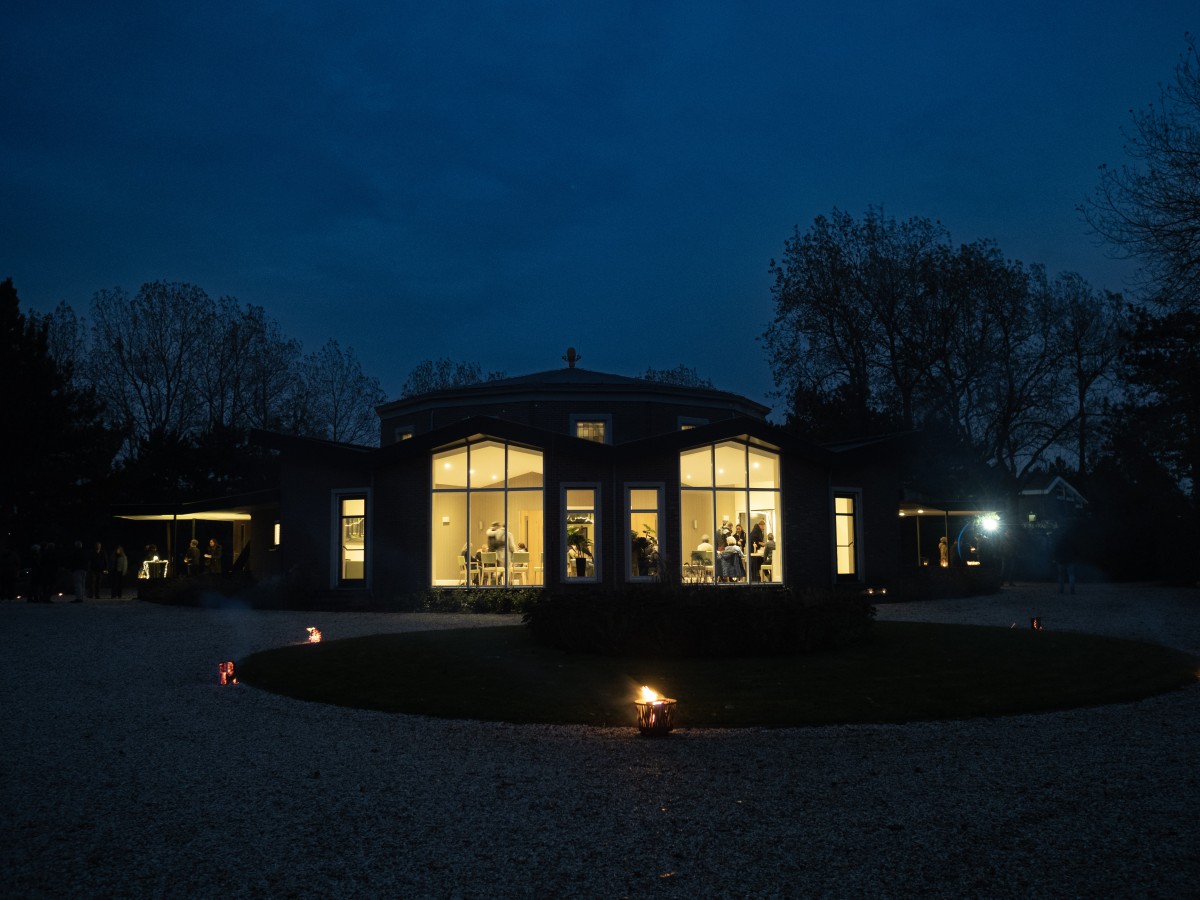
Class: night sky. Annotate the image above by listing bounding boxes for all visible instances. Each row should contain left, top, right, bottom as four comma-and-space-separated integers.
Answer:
3, 2, 1194, 410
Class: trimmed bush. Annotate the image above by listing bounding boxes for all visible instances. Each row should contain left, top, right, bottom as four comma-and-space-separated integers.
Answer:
522, 584, 875, 657
422, 588, 541, 615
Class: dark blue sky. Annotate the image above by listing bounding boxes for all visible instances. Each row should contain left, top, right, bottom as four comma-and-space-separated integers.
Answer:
3, 2, 1194, 409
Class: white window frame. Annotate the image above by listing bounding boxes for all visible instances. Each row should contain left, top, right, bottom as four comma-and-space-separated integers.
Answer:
430, 439, 544, 589
332, 488, 371, 589
832, 488, 863, 582
562, 482, 601, 583
626, 483, 664, 582
680, 440, 783, 587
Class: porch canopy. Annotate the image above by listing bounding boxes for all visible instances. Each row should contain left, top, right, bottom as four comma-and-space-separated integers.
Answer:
113, 489, 278, 573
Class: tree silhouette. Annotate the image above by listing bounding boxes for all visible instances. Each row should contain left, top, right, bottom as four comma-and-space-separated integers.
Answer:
0, 278, 116, 544
1084, 36, 1200, 314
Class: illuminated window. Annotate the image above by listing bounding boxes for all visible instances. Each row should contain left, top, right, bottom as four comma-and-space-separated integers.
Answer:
627, 486, 662, 580
570, 414, 611, 444
393, 426, 415, 442
337, 495, 367, 584
564, 486, 598, 581
834, 493, 858, 579
430, 440, 543, 588
679, 441, 781, 585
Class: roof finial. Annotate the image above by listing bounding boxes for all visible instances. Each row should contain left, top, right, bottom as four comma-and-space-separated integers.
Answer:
562, 346, 581, 369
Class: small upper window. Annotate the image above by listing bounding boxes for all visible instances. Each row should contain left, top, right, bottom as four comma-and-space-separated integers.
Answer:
393, 425, 415, 443
570, 414, 612, 444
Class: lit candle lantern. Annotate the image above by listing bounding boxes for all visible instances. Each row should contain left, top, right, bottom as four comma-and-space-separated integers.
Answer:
634, 685, 677, 736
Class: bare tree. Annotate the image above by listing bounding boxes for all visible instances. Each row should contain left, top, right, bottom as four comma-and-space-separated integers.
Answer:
1083, 35, 1200, 313
766, 208, 951, 432
297, 340, 387, 445
1047, 274, 1124, 474
400, 358, 506, 397
642, 364, 714, 388
34, 301, 88, 386
88, 282, 214, 455
765, 210, 1116, 482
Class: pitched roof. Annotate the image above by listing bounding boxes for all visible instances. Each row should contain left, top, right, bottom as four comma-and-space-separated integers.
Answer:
376, 365, 770, 419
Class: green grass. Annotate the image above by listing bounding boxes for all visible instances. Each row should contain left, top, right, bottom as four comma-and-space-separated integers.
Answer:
235, 622, 1199, 728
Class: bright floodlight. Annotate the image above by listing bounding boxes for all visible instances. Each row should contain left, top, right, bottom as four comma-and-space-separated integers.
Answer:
980, 514, 1000, 532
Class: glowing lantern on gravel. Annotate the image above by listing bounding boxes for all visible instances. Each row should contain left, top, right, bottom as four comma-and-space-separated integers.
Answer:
218, 661, 237, 685
634, 685, 677, 737
306, 627, 322, 643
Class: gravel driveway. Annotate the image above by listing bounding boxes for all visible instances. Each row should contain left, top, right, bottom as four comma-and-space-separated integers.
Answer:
3, 583, 1197, 898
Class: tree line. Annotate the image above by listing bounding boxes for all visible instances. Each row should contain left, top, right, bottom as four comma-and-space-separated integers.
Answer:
2, 278, 389, 545
763, 208, 1122, 489
761, 37, 1199, 580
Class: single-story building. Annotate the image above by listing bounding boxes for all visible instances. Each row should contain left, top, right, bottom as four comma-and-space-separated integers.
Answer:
248, 355, 907, 601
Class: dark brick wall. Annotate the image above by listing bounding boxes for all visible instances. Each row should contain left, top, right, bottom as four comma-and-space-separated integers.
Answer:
781, 453, 834, 584
278, 456, 371, 594
382, 399, 743, 445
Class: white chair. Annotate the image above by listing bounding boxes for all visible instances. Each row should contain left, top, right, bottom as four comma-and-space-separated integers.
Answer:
509, 551, 530, 585
480, 551, 502, 585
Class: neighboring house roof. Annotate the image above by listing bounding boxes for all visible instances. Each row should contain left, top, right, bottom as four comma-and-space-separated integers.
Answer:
375, 366, 770, 421
1019, 475, 1088, 507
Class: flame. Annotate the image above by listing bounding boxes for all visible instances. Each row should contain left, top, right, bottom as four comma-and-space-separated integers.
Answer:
306, 627, 322, 643
640, 685, 661, 702
218, 661, 237, 685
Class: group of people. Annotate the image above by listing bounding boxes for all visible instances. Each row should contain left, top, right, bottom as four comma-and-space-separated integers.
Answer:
12, 540, 131, 603
181, 538, 223, 576
0, 535, 227, 603
696, 516, 776, 582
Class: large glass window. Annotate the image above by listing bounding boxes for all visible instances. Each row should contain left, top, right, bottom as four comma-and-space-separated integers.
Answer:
680, 441, 782, 585
430, 440, 544, 587
564, 486, 598, 581
338, 495, 366, 584
627, 486, 661, 580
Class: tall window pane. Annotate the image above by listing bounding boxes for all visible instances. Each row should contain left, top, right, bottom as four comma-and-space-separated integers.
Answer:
340, 496, 366, 582
835, 495, 857, 577
628, 487, 661, 579
565, 487, 597, 580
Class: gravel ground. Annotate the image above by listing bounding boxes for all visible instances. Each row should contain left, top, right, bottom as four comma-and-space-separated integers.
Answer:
2, 583, 1197, 899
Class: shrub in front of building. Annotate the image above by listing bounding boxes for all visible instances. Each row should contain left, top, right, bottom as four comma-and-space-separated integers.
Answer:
522, 584, 874, 658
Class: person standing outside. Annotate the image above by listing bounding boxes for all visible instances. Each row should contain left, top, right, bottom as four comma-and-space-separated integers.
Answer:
111, 545, 128, 598
69, 540, 87, 603
184, 539, 202, 576
204, 538, 223, 575
87, 542, 107, 599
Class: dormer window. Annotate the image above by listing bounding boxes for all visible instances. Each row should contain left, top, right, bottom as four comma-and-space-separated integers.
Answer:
571, 414, 611, 444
